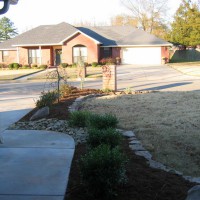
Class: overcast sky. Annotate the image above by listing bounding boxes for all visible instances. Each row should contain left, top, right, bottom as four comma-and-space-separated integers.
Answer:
3, 0, 182, 33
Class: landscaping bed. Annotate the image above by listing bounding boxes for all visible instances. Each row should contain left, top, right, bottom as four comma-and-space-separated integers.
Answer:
17, 88, 196, 200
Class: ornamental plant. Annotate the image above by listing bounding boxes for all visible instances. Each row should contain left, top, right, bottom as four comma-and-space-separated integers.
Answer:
36, 91, 58, 108
87, 127, 122, 149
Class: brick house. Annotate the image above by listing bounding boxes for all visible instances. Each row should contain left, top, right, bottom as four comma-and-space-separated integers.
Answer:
0, 22, 171, 66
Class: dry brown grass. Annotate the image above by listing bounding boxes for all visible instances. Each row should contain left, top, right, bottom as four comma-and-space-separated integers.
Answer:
81, 91, 200, 177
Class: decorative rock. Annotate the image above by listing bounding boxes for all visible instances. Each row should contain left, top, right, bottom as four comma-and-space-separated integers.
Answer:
122, 131, 135, 137
148, 159, 168, 171
129, 140, 141, 145
30, 106, 49, 121
135, 150, 152, 160
186, 185, 200, 200
129, 144, 145, 151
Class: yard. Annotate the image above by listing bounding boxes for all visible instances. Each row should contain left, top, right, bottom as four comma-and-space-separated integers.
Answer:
0, 69, 43, 80
80, 91, 200, 177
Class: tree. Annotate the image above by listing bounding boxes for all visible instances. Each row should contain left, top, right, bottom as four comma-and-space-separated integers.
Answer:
111, 14, 138, 27
120, 0, 169, 34
0, 17, 18, 41
170, 0, 200, 46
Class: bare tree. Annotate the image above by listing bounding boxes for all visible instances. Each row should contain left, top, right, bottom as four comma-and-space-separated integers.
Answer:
121, 0, 169, 33
111, 14, 138, 27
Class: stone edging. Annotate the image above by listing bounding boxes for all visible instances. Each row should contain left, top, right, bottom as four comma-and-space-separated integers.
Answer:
69, 93, 200, 185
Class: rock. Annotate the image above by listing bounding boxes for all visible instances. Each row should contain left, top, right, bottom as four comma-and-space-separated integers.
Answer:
135, 150, 152, 160
30, 106, 49, 121
129, 144, 145, 151
122, 131, 135, 137
186, 185, 200, 200
148, 159, 167, 171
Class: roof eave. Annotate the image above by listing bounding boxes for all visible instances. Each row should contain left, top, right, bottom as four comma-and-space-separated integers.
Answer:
101, 44, 172, 47
12, 43, 62, 47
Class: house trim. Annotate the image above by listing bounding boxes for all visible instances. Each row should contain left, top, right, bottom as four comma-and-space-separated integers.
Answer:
60, 31, 101, 44
101, 44, 172, 47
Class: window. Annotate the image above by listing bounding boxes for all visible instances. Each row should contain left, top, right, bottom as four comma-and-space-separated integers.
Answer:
28, 49, 41, 64
103, 47, 112, 58
2, 50, 9, 62
73, 45, 87, 63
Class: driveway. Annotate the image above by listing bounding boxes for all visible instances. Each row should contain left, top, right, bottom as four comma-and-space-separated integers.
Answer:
117, 64, 200, 91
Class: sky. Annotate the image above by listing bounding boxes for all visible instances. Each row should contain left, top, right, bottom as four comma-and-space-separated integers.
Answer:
2, 0, 183, 33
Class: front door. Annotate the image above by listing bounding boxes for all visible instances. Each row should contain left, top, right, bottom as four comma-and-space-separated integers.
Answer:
55, 49, 62, 66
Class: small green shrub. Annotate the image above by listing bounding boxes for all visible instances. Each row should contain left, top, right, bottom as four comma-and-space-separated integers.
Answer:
13, 63, 20, 69
68, 111, 91, 127
79, 144, 127, 198
31, 64, 38, 69
36, 91, 58, 108
84, 62, 89, 67
61, 63, 68, 68
21, 65, 30, 69
59, 84, 72, 97
88, 113, 118, 129
71, 63, 77, 68
38, 64, 48, 69
87, 127, 122, 148
91, 62, 98, 67
8, 63, 14, 70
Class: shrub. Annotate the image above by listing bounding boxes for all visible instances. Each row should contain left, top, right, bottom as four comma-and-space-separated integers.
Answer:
38, 64, 48, 69
88, 113, 118, 129
8, 63, 14, 70
31, 64, 38, 69
79, 144, 127, 198
84, 62, 89, 67
36, 91, 58, 108
91, 62, 98, 67
87, 127, 122, 148
72, 63, 77, 68
21, 65, 30, 69
100, 57, 116, 65
13, 63, 20, 69
61, 63, 68, 68
59, 84, 72, 97
68, 111, 91, 127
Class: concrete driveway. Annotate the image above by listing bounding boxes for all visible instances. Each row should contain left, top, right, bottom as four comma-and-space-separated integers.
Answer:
117, 64, 200, 91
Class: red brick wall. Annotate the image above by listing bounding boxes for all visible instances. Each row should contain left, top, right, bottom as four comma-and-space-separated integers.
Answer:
62, 33, 99, 64
161, 46, 170, 63
0, 50, 17, 64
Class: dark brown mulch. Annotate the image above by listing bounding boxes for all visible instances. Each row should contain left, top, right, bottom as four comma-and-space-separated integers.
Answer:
65, 138, 195, 200
19, 87, 196, 200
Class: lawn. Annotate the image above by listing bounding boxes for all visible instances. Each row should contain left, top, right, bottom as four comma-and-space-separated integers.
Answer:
80, 91, 200, 177
0, 69, 43, 80
168, 62, 200, 76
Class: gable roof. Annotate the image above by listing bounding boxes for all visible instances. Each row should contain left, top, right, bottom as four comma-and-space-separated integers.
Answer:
0, 22, 171, 50
77, 26, 171, 47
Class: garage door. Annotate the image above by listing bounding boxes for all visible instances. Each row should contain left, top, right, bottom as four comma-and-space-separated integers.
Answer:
122, 47, 161, 65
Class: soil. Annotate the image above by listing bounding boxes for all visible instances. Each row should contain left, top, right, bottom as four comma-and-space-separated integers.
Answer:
20, 87, 196, 200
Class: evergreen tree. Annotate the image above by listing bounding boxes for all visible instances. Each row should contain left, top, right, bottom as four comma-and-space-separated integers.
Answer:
0, 17, 18, 41
170, 0, 200, 46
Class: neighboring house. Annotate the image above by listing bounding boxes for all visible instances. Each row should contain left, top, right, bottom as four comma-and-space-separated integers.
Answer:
0, 22, 171, 66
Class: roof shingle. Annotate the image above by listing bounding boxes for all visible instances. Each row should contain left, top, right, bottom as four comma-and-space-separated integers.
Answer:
0, 22, 171, 50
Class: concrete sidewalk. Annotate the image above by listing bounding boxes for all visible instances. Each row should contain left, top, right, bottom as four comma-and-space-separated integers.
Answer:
0, 130, 75, 200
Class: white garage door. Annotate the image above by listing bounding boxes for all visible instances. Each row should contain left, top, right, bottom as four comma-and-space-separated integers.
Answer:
122, 47, 161, 65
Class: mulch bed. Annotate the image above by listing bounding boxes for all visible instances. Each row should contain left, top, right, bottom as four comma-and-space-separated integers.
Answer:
20, 88, 196, 200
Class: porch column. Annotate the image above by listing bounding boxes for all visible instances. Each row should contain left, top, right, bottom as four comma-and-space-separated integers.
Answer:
17, 46, 20, 63
39, 46, 42, 65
